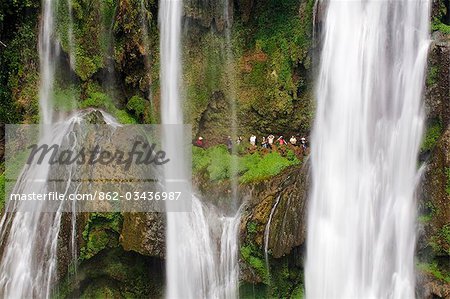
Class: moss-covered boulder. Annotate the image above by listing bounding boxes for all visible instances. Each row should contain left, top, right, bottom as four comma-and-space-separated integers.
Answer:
56, 247, 164, 298
425, 33, 450, 127
420, 126, 450, 254
120, 212, 166, 258
238, 162, 309, 296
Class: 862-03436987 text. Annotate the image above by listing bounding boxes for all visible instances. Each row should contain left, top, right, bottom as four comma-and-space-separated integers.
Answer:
8, 191, 182, 201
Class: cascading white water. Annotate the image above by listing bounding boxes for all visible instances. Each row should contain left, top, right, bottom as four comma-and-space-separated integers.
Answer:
39, 0, 57, 125
264, 193, 281, 276
166, 197, 240, 299
217, 215, 240, 299
305, 0, 430, 298
0, 114, 84, 298
159, 0, 239, 298
0, 1, 83, 297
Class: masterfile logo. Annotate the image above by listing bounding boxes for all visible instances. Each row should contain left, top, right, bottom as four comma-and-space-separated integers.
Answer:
4, 123, 192, 212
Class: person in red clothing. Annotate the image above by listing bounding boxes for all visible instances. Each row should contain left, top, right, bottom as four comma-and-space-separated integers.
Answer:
195, 136, 204, 148
277, 136, 286, 145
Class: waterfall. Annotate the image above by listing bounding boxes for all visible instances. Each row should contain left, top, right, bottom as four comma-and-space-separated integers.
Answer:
305, 0, 430, 298
218, 215, 240, 299
0, 1, 82, 297
39, 0, 57, 125
0, 115, 83, 298
159, 0, 239, 298
264, 193, 282, 278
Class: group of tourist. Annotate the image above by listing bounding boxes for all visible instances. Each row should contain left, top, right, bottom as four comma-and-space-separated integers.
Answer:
246, 134, 307, 150
194, 134, 308, 152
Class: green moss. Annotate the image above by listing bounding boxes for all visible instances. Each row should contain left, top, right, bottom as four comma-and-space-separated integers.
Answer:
439, 224, 450, 255
192, 146, 212, 173
418, 214, 432, 223
291, 285, 305, 299
81, 230, 112, 260
192, 145, 231, 181
193, 146, 300, 183
421, 122, 442, 152
126, 95, 146, 117
252, 0, 313, 92
207, 146, 232, 181
184, 32, 225, 128
240, 244, 269, 282
267, 258, 304, 298
52, 86, 80, 112
247, 221, 258, 234
236, 0, 316, 134
427, 65, 439, 86
56, 0, 114, 81
4, 149, 30, 182
240, 245, 304, 297
417, 261, 450, 283
429, 224, 450, 255
429, 236, 441, 254
80, 91, 137, 124
80, 213, 123, 261
431, 0, 450, 34
74, 50, 103, 81
240, 151, 299, 183
115, 110, 138, 124
80, 91, 113, 110
55, 247, 162, 299
433, 22, 450, 34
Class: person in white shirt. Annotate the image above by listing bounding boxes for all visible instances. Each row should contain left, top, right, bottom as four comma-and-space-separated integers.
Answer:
289, 136, 297, 145
267, 135, 275, 148
249, 135, 257, 146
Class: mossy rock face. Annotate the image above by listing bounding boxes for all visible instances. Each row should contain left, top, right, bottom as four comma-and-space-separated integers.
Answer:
120, 212, 166, 258
240, 162, 310, 259
184, 0, 231, 31
235, 0, 255, 23
80, 212, 123, 261
431, 0, 450, 34
425, 34, 450, 127
79, 280, 122, 299
114, 0, 157, 95
421, 127, 450, 256
0, 17, 40, 124
56, 0, 116, 81
417, 262, 450, 299
84, 109, 107, 124
196, 91, 234, 146
56, 247, 164, 298
418, 26, 450, 299
182, 0, 316, 143
238, 163, 309, 296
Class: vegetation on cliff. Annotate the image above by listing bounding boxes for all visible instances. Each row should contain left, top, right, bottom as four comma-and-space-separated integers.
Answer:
417, 0, 450, 291
0, 0, 449, 297
192, 145, 300, 183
